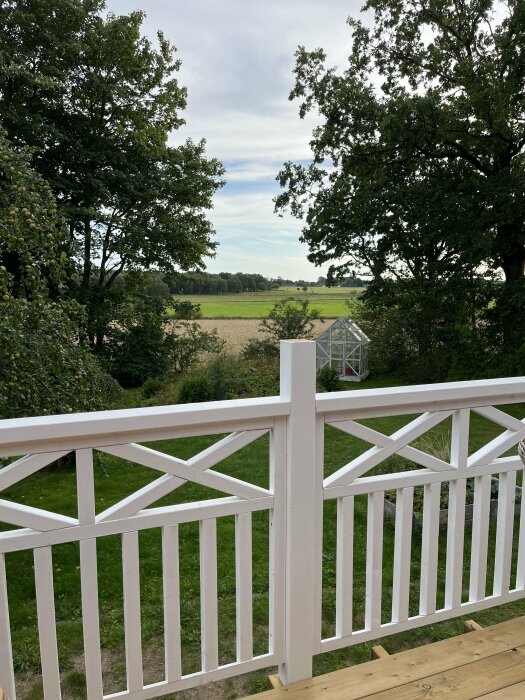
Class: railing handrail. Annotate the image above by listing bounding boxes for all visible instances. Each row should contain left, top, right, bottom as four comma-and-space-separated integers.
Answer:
316, 375, 525, 417
0, 395, 290, 457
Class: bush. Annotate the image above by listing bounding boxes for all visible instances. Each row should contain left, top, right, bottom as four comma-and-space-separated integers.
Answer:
0, 299, 121, 418
241, 336, 280, 361
259, 298, 321, 340
317, 365, 340, 392
172, 299, 202, 319
141, 377, 164, 399
177, 375, 213, 403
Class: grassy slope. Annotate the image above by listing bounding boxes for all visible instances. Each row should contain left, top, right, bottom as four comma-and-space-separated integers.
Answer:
3, 377, 525, 697
169, 287, 363, 319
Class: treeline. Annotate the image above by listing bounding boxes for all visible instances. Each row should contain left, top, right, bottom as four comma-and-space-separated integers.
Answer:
163, 272, 368, 295
164, 272, 273, 295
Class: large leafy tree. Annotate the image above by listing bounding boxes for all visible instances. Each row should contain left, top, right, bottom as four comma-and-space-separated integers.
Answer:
276, 0, 525, 355
0, 0, 224, 344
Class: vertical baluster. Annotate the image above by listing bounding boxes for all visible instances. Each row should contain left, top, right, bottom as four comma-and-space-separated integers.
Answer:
34, 546, 61, 699
312, 414, 325, 654
77, 449, 103, 700
122, 531, 143, 691
365, 492, 384, 631
493, 471, 516, 596
0, 554, 16, 700
162, 525, 181, 682
392, 487, 413, 623
419, 482, 440, 616
445, 479, 466, 610
200, 518, 218, 672
235, 512, 253, 662
269, 417, 286, 661
336, 496, 354, 637
469, 474, 491, 602
516, 468, 525, 590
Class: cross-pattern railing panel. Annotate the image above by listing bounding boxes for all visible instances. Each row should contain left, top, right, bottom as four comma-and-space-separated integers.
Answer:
321, 403, 525, 653
0, 402, 285, 700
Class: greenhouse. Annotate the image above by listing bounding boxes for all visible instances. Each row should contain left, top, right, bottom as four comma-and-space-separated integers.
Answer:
316, 317, 370, 381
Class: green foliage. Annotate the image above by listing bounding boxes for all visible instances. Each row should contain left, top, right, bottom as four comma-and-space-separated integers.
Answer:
177, 375, 213, 404
260, 298, 321, 341
241, 336, 280, 361
0, 299, 121, 418
276, 0, 525, 371
141, 377, 164, 399
0, 130, 67, 300
172, 299, 202, 319
0, 0, 225, 347
104, 296, 224, 386
317, 365, 340, 392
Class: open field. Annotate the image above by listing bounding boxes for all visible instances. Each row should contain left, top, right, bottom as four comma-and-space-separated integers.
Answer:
170, 287, 363, 319
197, 318, 333, 352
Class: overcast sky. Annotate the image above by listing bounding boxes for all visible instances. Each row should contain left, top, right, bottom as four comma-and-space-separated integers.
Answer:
106, 0, 363, 279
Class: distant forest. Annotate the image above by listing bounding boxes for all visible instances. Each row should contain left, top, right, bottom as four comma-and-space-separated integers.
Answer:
163, 272, 367, 295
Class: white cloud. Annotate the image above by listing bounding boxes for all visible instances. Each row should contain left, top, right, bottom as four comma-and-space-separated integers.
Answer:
105, 0, 363, 277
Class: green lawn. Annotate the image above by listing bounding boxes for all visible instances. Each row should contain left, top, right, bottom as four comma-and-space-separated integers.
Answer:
3, 379, 525, 698
169, 287, 363, 319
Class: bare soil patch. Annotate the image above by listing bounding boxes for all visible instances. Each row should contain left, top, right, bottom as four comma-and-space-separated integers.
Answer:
196, 318, 331, 353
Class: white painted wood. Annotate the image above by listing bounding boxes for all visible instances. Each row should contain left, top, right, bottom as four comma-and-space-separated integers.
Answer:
98, 430, 269, 522
200, 518, 219, 672
104, 653, 276, 700
328, 419, 451, 473
451, 409, 470, 469
493, 470, 517, 596
391, 487, 413, 623
325, 411, 453, 487
365, 491, 384, 631
445, 478, 467, 610
320, 585, 525, 653
33, 546, 61, 699
0, 554, 16, 700
101, 443, 270, 501
323, 456, 523, 500
0, 397, 288, 458
278, 340, 317, 685
316, 377, 525, 418
162, 525, 181, 682
0, 499, 77, 531
122, 531, 143, 692
0, 451, 68, 491
80, 539, 103, 699
419, 482, 440, 616
336, 496, 354, 637
0, 496, 274, 554
269, 416, 286, 663
235, 512, 253, 662
469, 474, 492, 602
468, 425, 525, 468
312, 414, 325, 654
76, 449, 96, 524
473, 406, 525, 432
516, 469, 525, 590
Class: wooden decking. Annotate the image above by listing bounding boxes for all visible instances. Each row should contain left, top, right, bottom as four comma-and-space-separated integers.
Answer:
247, 616, 525, 699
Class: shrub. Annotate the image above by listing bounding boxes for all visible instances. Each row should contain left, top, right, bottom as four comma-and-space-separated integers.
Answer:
317, 365, 340, 392
172, 299, 202, 319
177, 375, 213, 403
142, 377, 164, 399
259, 298, 321, 340
0, 299, 121, 418
241, 336, 280, 361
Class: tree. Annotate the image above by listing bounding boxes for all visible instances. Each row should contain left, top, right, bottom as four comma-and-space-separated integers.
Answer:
0, 0, 225, 346
276, 0, 525, 354
0, 129, 67, 300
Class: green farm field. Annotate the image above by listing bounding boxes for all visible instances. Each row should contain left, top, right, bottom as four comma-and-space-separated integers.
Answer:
170, 287, 363, 319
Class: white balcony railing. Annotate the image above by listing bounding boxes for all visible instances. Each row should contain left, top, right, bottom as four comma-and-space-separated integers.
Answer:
0, 341, 525, 699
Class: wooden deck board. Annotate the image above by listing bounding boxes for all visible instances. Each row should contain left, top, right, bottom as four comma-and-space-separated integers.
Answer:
243, 617, 525, 700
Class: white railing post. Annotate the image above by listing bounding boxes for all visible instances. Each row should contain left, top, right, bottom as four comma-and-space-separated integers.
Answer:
278, 340, 318, 685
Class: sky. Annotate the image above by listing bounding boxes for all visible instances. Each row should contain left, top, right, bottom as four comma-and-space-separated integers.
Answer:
105, 0, 364, 280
